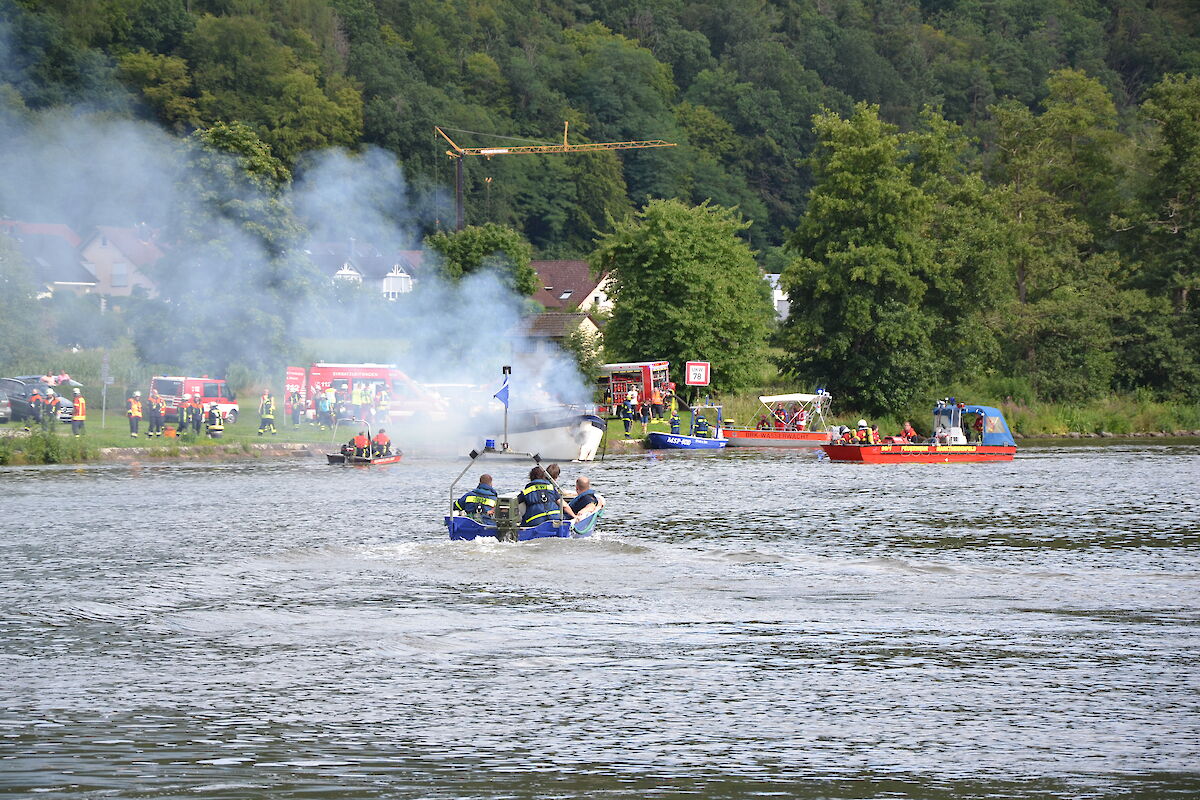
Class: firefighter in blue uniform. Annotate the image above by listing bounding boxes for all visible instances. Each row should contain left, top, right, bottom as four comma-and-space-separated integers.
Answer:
692, 411, 710, 438
669, 410, 681, 434
454, 474, 498, 518
519, 466, 576, 526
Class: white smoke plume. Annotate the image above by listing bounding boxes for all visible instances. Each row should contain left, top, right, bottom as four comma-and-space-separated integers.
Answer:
1, 94, 595, 456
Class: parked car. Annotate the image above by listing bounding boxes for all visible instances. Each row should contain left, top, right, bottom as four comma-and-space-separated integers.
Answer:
0, 389, 10, 423
0, 378, 75, 422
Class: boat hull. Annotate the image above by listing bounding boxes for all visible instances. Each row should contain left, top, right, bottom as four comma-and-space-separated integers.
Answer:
501, 412, 607, 461
646, 432, 727, 450
724, 428, 831, 447
821, 443, 1016, 463
327, 452, 403, 466
446, 509, 601, 541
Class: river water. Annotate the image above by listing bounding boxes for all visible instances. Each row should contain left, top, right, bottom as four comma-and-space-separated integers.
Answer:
2, 444, 1198, 798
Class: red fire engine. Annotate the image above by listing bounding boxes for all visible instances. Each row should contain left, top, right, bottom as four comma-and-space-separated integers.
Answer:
595, 361, 671, 414
284, 363, 447, 422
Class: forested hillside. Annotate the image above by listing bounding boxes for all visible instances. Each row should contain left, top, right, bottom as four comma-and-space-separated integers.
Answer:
3, 0, 1197, 253
2, 0, 1199, 408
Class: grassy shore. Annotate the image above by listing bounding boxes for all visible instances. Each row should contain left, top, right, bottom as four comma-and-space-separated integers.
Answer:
0, 419, 335, 465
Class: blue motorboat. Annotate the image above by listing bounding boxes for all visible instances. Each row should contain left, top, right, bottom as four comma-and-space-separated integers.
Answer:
646, 403, 728, 450
446, 508, 603, 542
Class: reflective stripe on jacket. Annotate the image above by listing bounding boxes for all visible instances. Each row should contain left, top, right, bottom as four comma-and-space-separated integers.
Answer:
520, 480, 559, 525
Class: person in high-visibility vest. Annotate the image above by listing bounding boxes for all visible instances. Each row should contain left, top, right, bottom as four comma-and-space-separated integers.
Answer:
147, 390, 166, 437
205, 404, 224, 438
41, 389, 60, 430
71, 388, 86, 437
127, 391, 143, 438
258, 391, 277, 435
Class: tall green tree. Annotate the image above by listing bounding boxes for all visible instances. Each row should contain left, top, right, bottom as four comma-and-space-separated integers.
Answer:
988, 72, 1128, 400
592, 198, 773, 393
779, 103, 938, 415
424, 223, 537, 296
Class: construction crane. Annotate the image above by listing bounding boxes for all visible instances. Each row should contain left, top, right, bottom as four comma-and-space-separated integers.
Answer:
435, 121, 676, 230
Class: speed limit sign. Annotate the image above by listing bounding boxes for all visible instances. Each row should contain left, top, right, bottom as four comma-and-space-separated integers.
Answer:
684, 361, 711, 386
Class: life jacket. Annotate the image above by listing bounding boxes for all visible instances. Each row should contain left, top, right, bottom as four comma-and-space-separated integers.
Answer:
73, 396, 86, 420
670, 415, 681, 434
651, 388, 663, 404
520, 479, 559, 525
796, 409, 808, 430
869, 428, 881, 444
353, 434, 369, 449
856, 428, 871, 444
840, 429, 855, 444
127, 399, 143, 417
455, 483, 498, 515
693, 416, 710, 436
569, 490, 597, 516
373, 433, 390, 447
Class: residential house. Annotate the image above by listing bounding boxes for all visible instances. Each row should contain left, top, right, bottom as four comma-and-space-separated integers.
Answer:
78, 225, 162, 296
0, 220, 96, 295
531, 260, 613, 313
764, 273, 790, 320
511, 312, 602, 357
313, 241, 421, 299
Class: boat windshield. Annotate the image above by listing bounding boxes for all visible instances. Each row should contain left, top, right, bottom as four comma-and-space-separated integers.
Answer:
933, 406, 960, 432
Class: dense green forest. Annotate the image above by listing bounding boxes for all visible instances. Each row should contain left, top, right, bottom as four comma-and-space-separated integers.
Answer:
1, 0, 1199, 409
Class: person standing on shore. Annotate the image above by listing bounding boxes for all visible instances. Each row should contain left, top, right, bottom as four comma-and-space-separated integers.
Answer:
147, 389, 165, 437
71, 388, 86, 437
41, 389, 60, 431
127, 391, 143, 438
258, 391, 277, 436
289, 390, 303, 428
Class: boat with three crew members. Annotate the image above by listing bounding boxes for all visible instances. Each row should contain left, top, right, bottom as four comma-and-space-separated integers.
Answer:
822, 399, 1017, 463
445, 439, 603, 541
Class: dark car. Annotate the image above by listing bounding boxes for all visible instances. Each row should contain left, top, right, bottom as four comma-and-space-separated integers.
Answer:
0, 378, 74, 422
0, 389, 10, 423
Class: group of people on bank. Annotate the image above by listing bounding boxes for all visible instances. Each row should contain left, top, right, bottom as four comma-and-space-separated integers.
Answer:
614, 382, 677, 438
125, 390, 226, 439
21, 385, 82, 435
454, 463, 605, 527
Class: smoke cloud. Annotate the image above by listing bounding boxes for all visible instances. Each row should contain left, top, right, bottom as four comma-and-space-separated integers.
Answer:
0, 51, 595, 456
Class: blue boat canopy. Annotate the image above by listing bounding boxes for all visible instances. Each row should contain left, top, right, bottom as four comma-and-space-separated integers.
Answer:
936, 403, 1015, 447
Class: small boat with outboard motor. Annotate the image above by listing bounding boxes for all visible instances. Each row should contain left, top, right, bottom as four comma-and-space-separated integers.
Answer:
646, 402, 728, 450
445, 439, 603, 541
325, 418, 403, 465
722, 390, 835, 447
821, 399, 1017, 463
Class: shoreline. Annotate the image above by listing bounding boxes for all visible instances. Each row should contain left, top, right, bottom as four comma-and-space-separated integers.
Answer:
3, 431, 1198, 467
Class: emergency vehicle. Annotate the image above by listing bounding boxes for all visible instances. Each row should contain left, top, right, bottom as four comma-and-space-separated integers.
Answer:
596, 361, 671, 414
150, 376, 240, 424
285, 363, 448, 422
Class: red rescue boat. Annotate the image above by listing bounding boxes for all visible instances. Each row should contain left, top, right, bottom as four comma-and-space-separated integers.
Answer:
822, 400, 1017, 463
